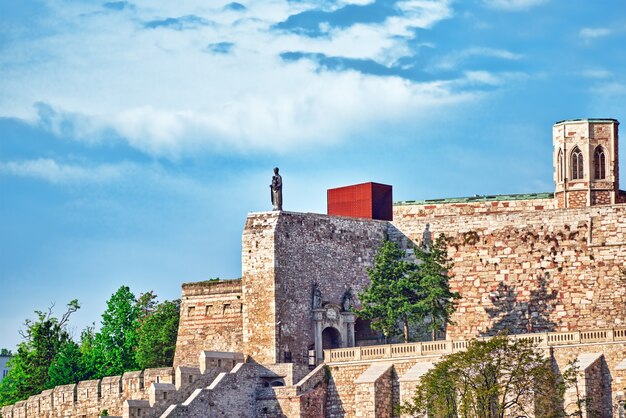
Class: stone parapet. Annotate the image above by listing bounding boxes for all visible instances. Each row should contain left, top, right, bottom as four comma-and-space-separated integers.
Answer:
324, 327, 626, 363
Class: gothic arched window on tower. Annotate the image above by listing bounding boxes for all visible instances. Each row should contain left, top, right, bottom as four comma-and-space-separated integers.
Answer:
557, 148, 564, 182
594, 146, 606, 180
571, 147, 584, 180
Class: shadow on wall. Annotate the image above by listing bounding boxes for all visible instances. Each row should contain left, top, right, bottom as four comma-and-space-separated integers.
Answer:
483, 273, 558, 336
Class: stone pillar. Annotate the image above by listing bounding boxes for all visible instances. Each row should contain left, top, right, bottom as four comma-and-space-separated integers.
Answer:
342, 312, 356, 347
313, 309, 324, 364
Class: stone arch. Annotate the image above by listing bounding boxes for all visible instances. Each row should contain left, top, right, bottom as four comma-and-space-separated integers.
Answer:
321, 326, 342, 349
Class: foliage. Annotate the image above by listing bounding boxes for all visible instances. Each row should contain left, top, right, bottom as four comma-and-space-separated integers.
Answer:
358, 240, 419, 341
357, 238, 459, 342
411, 234, 460, 340
135, 299, 181, 369
91, 286, 141, 378
47, 340, 89, 388
400, 335, 557, 418
0, 349, 12, 356
0, 300, 80, 407
0, 286, 182, 410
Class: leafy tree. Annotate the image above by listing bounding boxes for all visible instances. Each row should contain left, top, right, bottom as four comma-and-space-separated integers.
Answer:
79, 325, 98, 379
135, 299, 181, 369
0, 300, 80, 406
92, 286, 141, 377
357, 238, 459, 342
47, 340, 89, 387
358, 240, 419, 342
411, 234, 460, 340
400, 335, 558, 418
0, 349, 12, 356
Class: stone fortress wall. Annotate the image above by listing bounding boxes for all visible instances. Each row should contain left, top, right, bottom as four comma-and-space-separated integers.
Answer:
391, 199, 626, 339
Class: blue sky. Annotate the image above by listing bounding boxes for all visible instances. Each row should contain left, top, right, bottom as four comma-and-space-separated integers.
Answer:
1, 0, 625, 350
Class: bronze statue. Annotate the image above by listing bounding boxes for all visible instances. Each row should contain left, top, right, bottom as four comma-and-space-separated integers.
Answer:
270, 167, 282, 211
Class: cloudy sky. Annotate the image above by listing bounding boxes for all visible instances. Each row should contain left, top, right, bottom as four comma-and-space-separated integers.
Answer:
1, 0, 625, 349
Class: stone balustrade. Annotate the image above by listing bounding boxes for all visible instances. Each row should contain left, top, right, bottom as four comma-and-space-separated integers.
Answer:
323, 327, 626, 363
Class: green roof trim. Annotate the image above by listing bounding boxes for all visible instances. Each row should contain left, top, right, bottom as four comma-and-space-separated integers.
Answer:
394, 192, 554, 206
554, 118, 618, 125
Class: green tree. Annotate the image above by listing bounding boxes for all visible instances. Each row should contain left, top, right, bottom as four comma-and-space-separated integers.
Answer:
357, 238, 459, 343
47, 340, 89, 387
92, 286, 140, 377
0, 349, 12, 356
400, 335, 558, 418
411, 234, 460, 340
358, 240, 419, 342
135, 299, 181, 369
79, 325, 98, 379
0, 300, 80, 406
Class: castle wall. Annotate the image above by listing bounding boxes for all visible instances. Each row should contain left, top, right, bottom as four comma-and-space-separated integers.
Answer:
392, 202, 626, 339
273, 212, 388, 365
241, 213, 281, 364
241, 211, 388, 365
173, 280, 243, 368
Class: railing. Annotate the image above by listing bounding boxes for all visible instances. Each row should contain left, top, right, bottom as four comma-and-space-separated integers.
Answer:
323, 327, 626, 363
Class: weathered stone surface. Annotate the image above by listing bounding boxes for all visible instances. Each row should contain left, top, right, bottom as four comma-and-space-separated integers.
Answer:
173, 279, 243, 368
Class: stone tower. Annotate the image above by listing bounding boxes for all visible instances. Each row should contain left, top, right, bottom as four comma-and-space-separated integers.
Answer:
553, 118, 620, 208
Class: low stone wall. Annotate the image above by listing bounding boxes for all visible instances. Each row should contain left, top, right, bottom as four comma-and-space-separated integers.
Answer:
0, 354, 238, 418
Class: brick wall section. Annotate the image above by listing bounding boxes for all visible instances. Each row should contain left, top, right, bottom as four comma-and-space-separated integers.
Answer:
273, 212, 388, 365
173, 280, 243, 368
326, 364, 370, 417
0, 367, 184, 418
392, 203, 626, 339
242, 213, 281, 364
568, 190, 588, 208
393, 198, 556, 218
241, 211, 388, 365
591, 190, 611, 205
278, 365, 328, 418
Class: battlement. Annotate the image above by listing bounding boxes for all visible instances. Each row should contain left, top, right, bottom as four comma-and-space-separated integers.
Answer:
0, 352, 239, 418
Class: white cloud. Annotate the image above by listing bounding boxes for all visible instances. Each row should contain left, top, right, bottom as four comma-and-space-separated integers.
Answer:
0, 159, 132, 184
578, 68, 611, 79
482, 0, 549, 11
430, 47, 524, 71
0, 0, 472, 158
579, 27, 611, 42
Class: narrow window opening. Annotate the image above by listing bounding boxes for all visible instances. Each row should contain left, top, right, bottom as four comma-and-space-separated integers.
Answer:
557, 149, 564, 182
571, 147, 583, 180
594, 146, 606, 179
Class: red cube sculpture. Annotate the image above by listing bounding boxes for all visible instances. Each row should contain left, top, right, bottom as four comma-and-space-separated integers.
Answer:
327, 182, 393, 221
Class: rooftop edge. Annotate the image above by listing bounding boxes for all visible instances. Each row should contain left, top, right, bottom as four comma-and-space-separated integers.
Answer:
394, 192, 554, 206
554, 118, 619, 125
